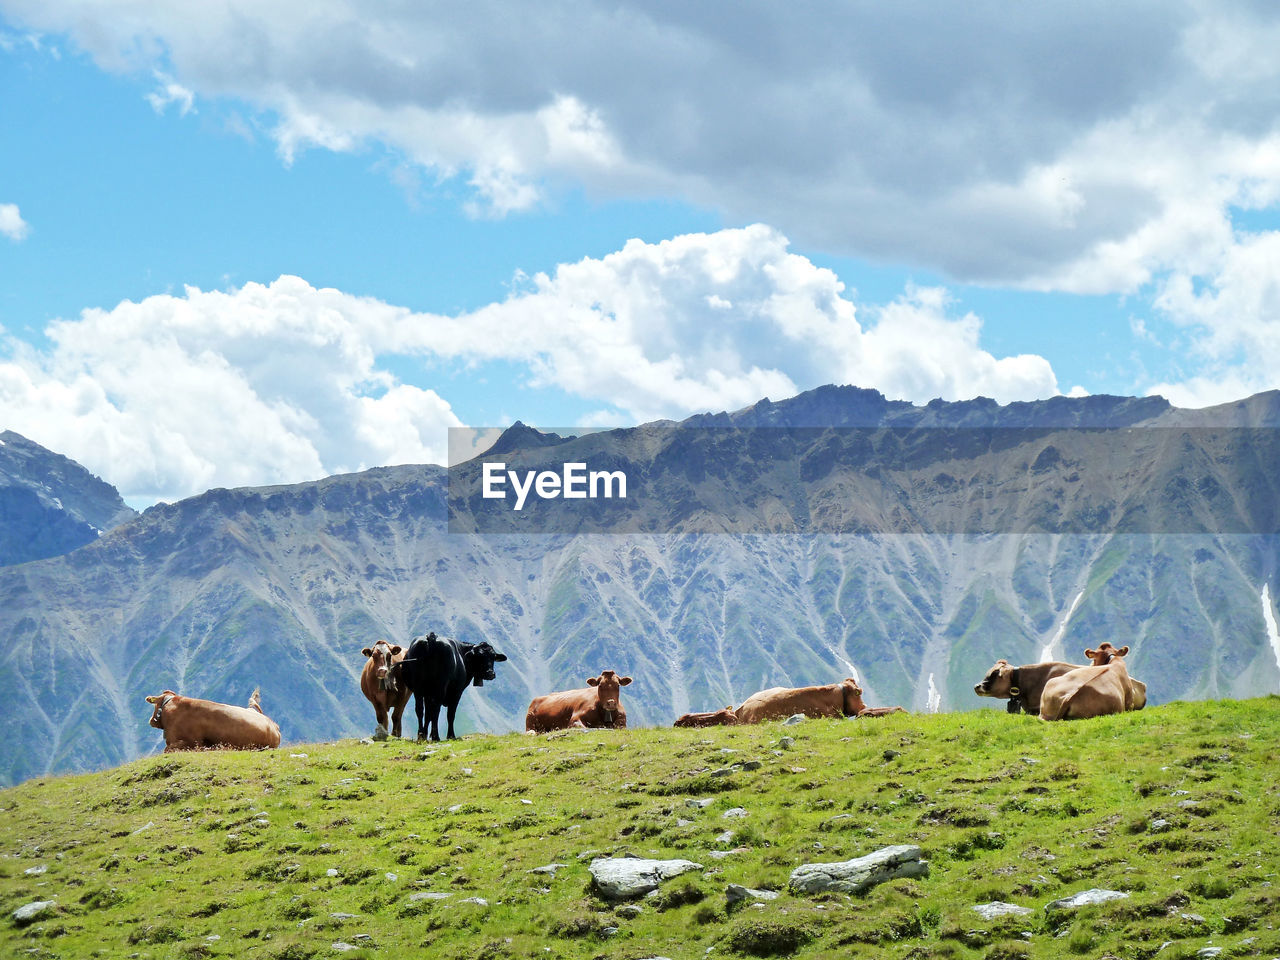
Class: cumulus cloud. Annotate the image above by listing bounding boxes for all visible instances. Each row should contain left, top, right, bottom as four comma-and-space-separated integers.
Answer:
0, 202, 29, 241
5, 1, 1280, 287
0, 226, 1059, 503
1146, 230, 1280, 406
0, 278, 463, 503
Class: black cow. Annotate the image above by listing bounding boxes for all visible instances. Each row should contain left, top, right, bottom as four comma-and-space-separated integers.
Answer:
401, 631, 508, 741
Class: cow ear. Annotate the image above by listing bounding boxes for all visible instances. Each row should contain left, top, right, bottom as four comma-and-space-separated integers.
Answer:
996, 659, 1008, 666
618, 676, 632, 686
494, 653, 508, 662
586, 677, 600, 686
391, 645, 402, 655
145, 695, 159, 704
1115, 645, 1130, 657
1085, 648, 1098, 659
361, 647, 374, 657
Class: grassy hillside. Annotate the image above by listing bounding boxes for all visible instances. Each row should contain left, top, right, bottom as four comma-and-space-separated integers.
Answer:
3, 699, 1278, 959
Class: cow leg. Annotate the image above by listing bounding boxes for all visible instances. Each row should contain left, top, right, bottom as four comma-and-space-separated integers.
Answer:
391, 698, 406, 739
445, 700, 459, 740
427, 699, 443, 742
414, 692, 427, 740
373, 703, 390, 741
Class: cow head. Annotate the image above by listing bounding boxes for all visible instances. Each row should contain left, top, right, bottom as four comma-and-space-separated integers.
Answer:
362, 641, 403, 691
462, 641, 508, 687
1084, 643, 1129, 665
974, 660, 1014, 699
144, 690, 179, 729
839, 678, 867, 716
586, 669, 632, 721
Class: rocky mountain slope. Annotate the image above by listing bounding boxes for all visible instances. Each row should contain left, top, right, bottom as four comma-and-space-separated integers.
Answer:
0, 430, 136, 567
2, 387, 1280, 785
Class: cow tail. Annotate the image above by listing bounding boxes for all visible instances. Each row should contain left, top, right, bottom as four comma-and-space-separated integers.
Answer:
248, 688, 264, 713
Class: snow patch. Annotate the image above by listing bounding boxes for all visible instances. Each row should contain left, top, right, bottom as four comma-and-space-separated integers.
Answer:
1262, 584, 1280, 680
1040, 590, 1084, 663
926, 673, 941, 714
835, 655, 859, 685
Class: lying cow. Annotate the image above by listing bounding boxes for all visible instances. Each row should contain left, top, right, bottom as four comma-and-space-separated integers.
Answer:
144, 688, 281, 752
1039, 644, 1145, 721
400, 632, 508, 741
974, 660, 1089, 715
360, 640, 410, 739
735, 678, 866, 724
673, 706, 738, 728
526, 669, 633, 732
974, 645, 1129, 715
856, 705, 907, 718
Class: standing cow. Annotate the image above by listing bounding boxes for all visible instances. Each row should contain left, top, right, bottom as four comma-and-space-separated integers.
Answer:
400, 632, 508, 741
526, 670, 633, 732
144, 688, 281, 752
360, 640, 410, 739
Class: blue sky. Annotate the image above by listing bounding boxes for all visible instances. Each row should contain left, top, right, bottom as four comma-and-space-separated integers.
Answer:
3, 3, 1280, 505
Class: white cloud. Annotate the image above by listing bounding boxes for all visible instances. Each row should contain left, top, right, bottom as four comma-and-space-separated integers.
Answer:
0, 277, 462, 503
6, 1, 1280, 285
1145, 229, 1280, 406
0, 202, 29, 241
0, 226, 1059, 503
145, 71, 195, 116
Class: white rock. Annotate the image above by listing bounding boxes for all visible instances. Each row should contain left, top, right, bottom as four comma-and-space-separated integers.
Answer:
723, 808, 748, 819
685, 798, 714, 809
529, 863, 567, 876
459, 897, 489, 906
789, 845, 928, 895
326, 868, 340, 877
12, 900, 57, 924
1044, 889, 1130, 912
726, 884, 780, 905
589, 857, 704, 901
972, 901, 1034, 920
783, 714, 807, 725
23, 864, 47, 875
408, 891, 452, 902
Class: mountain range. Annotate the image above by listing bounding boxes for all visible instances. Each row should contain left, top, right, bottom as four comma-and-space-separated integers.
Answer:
2, 385, 1279, 786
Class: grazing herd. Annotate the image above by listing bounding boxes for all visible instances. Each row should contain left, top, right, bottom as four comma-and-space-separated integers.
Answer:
140, 633, 1150, 754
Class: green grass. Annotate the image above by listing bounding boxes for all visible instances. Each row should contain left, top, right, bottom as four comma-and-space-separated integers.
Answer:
3, 698, 1279, 959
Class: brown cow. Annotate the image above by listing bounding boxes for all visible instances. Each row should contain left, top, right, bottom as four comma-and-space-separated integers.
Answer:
1039, 645, 1144, 721
975, 644, 1137, 715
734, 678, 866, 724
856, 705, 907, 718
360, 640, 409, 739
974, 660, 1089, 714
525, 670, 632, 732
673, 706, 739, 728
144, 688, 281, 752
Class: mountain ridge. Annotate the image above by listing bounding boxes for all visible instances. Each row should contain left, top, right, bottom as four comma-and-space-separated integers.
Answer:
2, 385, 1279, 786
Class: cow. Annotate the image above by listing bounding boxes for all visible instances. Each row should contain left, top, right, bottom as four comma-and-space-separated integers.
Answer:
856, 705, 908, 718
144, 688, 281, 752
360, 640, 410, 739
734, 678, 866, 724
400, 632, 508, 741
525, 670, 633, 732
973, 660, 1089, 715
673, 706, 738, 728
1039, 644, 1145, 721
